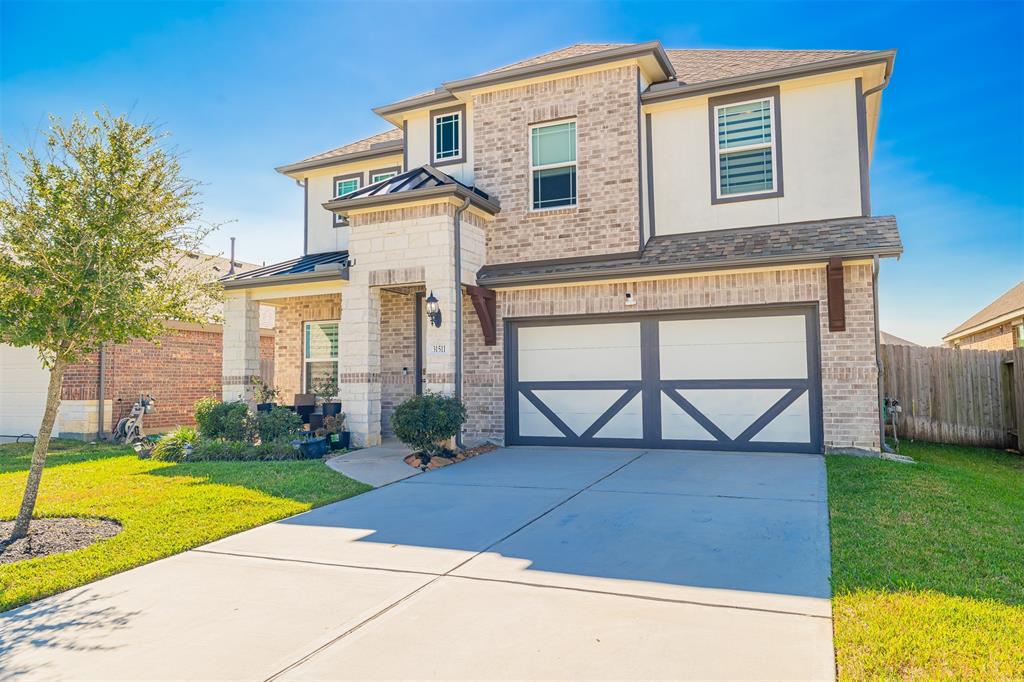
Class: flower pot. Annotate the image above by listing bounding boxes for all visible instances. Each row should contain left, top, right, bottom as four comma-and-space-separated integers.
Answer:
298, 437, 328, 459
322, 402, 342, 417
328, 431, 351, 450
256, 403, 275, 413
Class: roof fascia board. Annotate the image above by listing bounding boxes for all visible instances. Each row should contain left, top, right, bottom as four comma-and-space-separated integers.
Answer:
442, 41, 674, 93
323, 184, 501, 216
642, 50, 896, 104
221, 268, 349, 290
943, 308, 1024, 342
372, 91, 460, 121
477, 248, 902, 288
276, 142, 404, 176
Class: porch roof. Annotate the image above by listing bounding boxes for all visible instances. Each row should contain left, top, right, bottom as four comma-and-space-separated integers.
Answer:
323, 165, 500, 217
220, 250, 349, 289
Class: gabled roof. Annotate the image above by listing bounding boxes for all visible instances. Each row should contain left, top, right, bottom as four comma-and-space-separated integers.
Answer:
276, 129, 403, 175
323, 165, 500, 216
477, 215, 901, 287
944, 281, 1024, 340
221, 251, 349, 289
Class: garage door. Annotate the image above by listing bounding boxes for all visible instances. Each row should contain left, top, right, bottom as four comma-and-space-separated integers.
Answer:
506, 307, 823, 453
0, 343, 49, 440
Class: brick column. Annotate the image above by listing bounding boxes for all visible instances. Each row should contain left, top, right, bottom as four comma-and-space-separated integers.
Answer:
339, 280, 382, 447
222, 290, 261, 404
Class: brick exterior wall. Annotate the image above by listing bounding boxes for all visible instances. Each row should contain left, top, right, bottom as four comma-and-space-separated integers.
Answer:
473, 65, 641, 265
951, 321, 1021, 351
380, 289, 417, 435
271, 294, 342, 404
61, 328, 274, 430
462, 263, 880, 451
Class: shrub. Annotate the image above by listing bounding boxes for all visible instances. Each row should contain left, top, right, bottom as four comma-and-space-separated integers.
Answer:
255, 406, 302, 444
391, 393, 467, 456
188, 438, 299, 461
250, 376, 280, 404
152, 426, 198, 461
193, 397, 220, 437
194, 399, 253, 442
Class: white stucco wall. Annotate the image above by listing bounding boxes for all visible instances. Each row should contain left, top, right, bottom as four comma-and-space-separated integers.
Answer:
649, 74, 863, 235
404, 102, 475, 186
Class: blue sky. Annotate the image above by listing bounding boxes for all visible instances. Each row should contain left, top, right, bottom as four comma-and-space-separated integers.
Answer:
2, 1, 1021, 345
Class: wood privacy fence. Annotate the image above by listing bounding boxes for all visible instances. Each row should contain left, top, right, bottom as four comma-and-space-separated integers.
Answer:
880, 345, 1023, 449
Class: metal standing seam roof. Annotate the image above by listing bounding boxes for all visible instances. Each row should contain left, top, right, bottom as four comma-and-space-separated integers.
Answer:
221, 251, 349, 282
477, 215, 902, 286
323, 165, 500, 215
945, 281, 1024, 339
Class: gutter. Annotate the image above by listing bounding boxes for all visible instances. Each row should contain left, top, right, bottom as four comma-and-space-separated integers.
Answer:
642, 50, 897, 104
478, 247, 903, 288
453, 196, 471, 449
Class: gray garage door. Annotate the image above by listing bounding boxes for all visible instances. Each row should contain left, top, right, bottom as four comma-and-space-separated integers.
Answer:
505, 306, 823, 453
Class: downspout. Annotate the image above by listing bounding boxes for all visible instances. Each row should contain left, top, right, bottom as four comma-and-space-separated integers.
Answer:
97, 343, 106, 441
873, 255, 893, 453
453, 196, 472, 449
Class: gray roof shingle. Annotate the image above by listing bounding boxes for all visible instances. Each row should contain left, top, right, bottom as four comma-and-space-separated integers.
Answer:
945, 281, 1024, 338
477, 216, 902, 286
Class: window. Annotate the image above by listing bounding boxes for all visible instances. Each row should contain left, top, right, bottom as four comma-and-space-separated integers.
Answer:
369, 168, 399, 184
304, 321, 338, 394
709, 87, 782, 203
332, 174, 361, 226
433, 109, 462, 163
1016, 323, 1024, 349
530, 120, 576, 210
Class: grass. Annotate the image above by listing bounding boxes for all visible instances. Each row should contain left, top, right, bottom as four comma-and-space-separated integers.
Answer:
827, 440, 1024, 679
0, 439, 371, 612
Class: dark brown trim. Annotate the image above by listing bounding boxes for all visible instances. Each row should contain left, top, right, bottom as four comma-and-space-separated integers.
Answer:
708, 85, 784, 205
855, 77, 872, 217
465, 284, 497, 346
331, 172, 363, 227
645, 112, 656, 239
402, 120, 409, 171
368, 166, 401, 184
826, 256, 846, 332
415, 292, 424, 395
302, 177, 309, 255
429, 103, 466, 167
635, 69, 645, 247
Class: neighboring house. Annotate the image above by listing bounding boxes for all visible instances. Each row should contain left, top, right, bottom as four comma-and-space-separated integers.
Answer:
220, 41, 902, 453
943, 281, 1024, 351
880, 331, 919, 346
0, 253, 275, 441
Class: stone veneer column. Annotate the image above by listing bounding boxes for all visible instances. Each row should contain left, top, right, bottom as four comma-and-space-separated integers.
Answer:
338, 279, 382, 447
424, 258, 459, 397
222, 290, 261, 403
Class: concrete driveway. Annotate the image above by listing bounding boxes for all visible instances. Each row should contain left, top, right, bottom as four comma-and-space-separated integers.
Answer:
0, 447, 834, 681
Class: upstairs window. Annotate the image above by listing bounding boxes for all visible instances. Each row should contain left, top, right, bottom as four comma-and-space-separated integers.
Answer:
370, 169, 398, 184
710, 88, 783, 203
530, 120, 577, 210
431, 105, 465, 165
332, 173, 361, 226
304, 321, 338, 394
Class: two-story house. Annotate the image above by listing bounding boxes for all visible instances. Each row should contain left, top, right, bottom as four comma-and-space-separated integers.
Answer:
221, 41, 901, 453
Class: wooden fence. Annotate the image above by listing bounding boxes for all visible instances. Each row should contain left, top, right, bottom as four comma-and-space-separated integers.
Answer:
881, 344, 1023, 449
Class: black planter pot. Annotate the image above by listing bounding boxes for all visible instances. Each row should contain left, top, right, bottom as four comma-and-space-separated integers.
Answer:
298, 437, 328, 459
322, 402, 342, 417
328, 431, 351, 450
256, 403, 275, 413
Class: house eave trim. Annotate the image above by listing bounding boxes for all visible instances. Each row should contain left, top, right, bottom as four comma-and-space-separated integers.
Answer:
942, 308, 1024, 343
275, 142, 405, 175
477, 248, 902, 288
323, 184, 501, 216
372, 91, 460, 118
221, 268, 349, 290
642, 50, 897, 104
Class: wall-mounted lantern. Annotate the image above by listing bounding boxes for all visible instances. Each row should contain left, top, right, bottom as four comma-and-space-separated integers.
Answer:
425, 291, 442, 328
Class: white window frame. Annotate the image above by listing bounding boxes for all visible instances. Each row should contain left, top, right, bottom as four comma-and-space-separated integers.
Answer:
370, 171, 397, 184
713, 96, 778, 199
528, 119, 577, 212
334, 177, 361, 198
302, 320, 339, 393
433, 111, 462, 162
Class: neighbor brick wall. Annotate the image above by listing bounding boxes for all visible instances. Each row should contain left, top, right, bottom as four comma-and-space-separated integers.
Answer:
380, 289, 417, 435
272, 294, 342, 405
462, 263, 880, 451
473, 65, 641, 265
61, 328, 274, 430
952, 321, 1020, 351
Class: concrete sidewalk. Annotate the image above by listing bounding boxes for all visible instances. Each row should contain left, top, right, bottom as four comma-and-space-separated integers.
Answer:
0, 447, 834, 681
324, 437, 418, 487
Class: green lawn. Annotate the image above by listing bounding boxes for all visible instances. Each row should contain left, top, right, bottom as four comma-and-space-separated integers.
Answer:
827, 440, 1024, 679
0, 440, 370, 612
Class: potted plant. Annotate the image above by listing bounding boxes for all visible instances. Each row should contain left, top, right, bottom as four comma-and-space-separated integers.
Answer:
295, 435, 328, 459
312, 376, 342, 417
316, 413, 350, 451
251, 376, 280, 413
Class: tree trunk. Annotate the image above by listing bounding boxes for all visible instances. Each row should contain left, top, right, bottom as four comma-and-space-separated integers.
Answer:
9, 359, 67, 541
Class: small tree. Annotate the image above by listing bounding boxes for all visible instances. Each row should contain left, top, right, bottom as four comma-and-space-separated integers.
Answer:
391, 393, 467, 457
0, 112, 216, 540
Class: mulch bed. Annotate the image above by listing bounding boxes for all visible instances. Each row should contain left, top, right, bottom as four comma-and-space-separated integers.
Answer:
404, 443, 499, 471
0, 517, 122, 564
